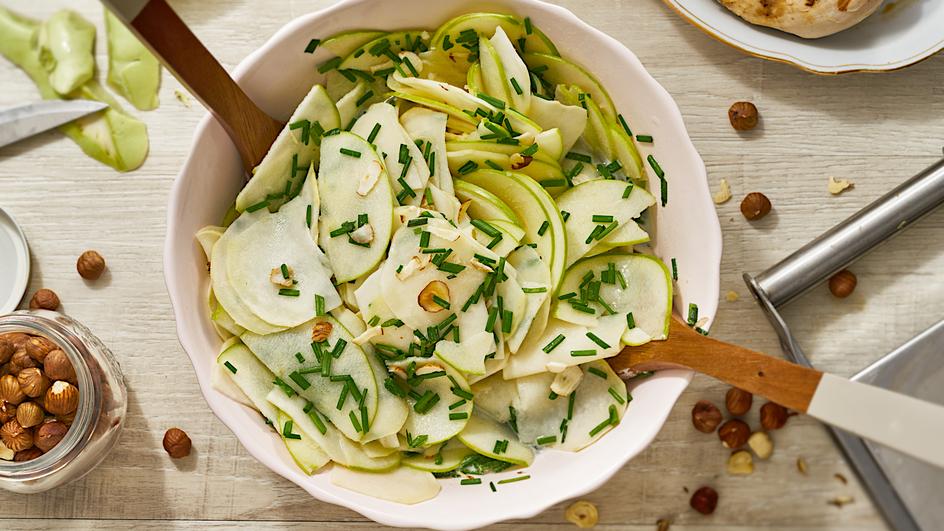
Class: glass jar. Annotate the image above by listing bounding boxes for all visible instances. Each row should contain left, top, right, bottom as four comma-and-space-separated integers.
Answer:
0, 310, 127, 493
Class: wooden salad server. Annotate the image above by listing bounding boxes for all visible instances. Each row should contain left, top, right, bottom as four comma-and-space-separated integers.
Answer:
102, 0, 282, 172
608, 318, 944, 468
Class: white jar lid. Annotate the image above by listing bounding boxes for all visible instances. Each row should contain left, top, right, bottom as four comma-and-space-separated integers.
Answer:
0, 207, 29, 314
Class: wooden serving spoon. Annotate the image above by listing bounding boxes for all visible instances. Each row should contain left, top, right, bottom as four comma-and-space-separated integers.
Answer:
608, 318, 944, 468
103, 0, 283, 172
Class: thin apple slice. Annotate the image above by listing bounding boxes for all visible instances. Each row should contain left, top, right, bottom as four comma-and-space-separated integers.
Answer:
276, 409, 331, 474
320, 30, 386, 58
350, 103, 429, 206
429, 13, 558, 58
478, 37, 511, 107
557, 85, 613, 162
399, 107, 453, 195
454, 180, 520, 225
217, 342, 279, 423
459, 169, 567, 294
331, 465, 440, 504
609, 122, 645, 185
435, 331, 494, 376
447, 149, 566, 191
490, 26, 531, 112
524, 52, 615, 121
503, 315, 627, 379
401, 361, 473, 446
458, 412, 533, 466
469, 218, 524, 257
556, 179, 655, 267
467, 61, 484, 94
505, 245, 551, 352
402, 440, 474, 473
553, 253, 672, 340
242, 316, 379, 442
212, 337, 251, 403
235, 84, 340, 212
334, 81, 369, 130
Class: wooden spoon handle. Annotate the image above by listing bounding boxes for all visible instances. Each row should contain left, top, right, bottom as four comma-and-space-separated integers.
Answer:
103, 0, 282, 172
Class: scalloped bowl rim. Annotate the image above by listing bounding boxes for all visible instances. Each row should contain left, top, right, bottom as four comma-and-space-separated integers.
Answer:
163, 0, 721, 528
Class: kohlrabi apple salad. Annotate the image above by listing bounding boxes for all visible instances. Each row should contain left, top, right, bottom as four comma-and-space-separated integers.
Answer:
196, 12, 673, 503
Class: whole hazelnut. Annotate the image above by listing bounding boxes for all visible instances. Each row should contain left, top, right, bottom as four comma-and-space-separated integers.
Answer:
163, 427, 192, 458
9, 333, 30, 350
14, 447, 43, 462
29, 289, 60, 311
0, 335, 14, 364
829, 269, 857, 299
690, 486, 718, 515
0, 420, 33, 451
25, 336, 56, 363
77, 250, 107, 280
0, 401, 16, 423
728, 101, 758, 131
44, 381, 79, 416
16, 401, 44, 428
725, 387, 753, 416
9, 349, 37, 373
740, 192, 772, 221
34, 420, 68, 452
18, 368, 51, 398
0, 375, 26, 405
718, 418, 751, 449
56, 411, 76, 426
760, 401, 789, 430
691, 400, 722, 433
43, 349, 76, 383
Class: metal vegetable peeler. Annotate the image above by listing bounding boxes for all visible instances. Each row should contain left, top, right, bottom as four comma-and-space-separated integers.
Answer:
744, 158, 944, 531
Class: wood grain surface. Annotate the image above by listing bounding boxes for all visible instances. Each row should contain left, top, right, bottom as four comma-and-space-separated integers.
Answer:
2, 0, 943, 529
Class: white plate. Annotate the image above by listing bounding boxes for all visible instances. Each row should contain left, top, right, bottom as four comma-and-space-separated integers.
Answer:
163, 0, 721, 528
663, 0, 944, 74
0, 207, 29, 314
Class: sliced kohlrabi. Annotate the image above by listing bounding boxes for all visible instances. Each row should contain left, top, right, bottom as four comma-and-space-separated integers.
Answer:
503, 315, 627, 379
276, 409, 331, 474
558, 85, 614, 162
399, 107, 453, 195
235, 84, 340, 212
556, 360, 628, 451
553, 253, 672, 341
505, 245, 551, 352
331, 464, 440, 504
216, 342, 279, 423
242, 316, 378, 442
434, 330, 493, 376
527, 96, 587, 154
350, 102, 430, 204
512, 372, 568, 445
555, 179, 655, 267
317, 131, 395, 282
489, 26, 531, 113
224, 185, 340, 328
212, 337, 251, 404
469, 372, 517, 423
458, 412, 533, 466
401, 361, 473, 446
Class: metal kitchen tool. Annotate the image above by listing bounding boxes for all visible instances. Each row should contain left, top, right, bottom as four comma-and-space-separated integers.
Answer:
744, 157, 944, 531
0, 100, 109, 149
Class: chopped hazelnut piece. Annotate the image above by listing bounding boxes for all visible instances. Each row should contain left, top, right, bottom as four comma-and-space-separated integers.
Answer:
748, 431, 773, 459
727, 450, 754, 475
713, 178, 732, 204
828, 176, 854, 195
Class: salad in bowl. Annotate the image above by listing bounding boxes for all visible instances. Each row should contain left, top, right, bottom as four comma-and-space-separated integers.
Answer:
168, 1, 720, 525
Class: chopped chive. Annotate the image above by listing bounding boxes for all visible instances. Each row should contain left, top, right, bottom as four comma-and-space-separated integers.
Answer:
540, 179, 567, 188
501, 309, 513, 334
477, 92, 506, 109
561, 210, 571, 222
317, 56, 342, 73
451, 386, 473, 401
246, 200, 269, 213
596, 220, 620, 240
524, 16, 533, 34
558, 292, 577, 300
321, 349, 332, 377
295, 352, 305, 363
548, 391, 559, 400
565, 151, 592, 163
588, 367, 608, 379
688, 303, 699, 326
367, 123, 381, 143
636, 134, 653, 143
413, 391, 440, 414
508, 406, 518, 433
485, 306, 499, 333
309, 409, 327, 434
273, 377, 295, 397
282, 420, 301, 440
538, 220, 549, 236
585, 225, 605, 244
304, 38, 321, 53
586, 332, 611, 349
278, 288, 300, 297
355, 90, 374, 108
458, 160, 479, 175
647, 154, 664, 179
543, 334, 565, 353
398, 143, 410, 164
470, 219, 500, 237
442, 34, 454, 50
461, 478, 482, 485
280, 263, 290, 279
571, 349, 597, 357
671, 258, 678, 280
497, 475, 530, 484
617, 114, 633, 137
361, 405, 369, 433
315, 294, 326, 315
485, 160, 503, 171
588, 415, 611, 437
622, 184, 634, 199
626, 312, 636, 329
567, 392, 576, 419
519, 144, 540, 159
510, 77, 523, 95
568, 301, 596, 315
616, 270, 627, 289
449, 412, 469, 421
536, 435, 556, 445
607, 159, 622, 173
591, 215, 614, 223
438, 262, 466, 275
608, 387, 626, 404
340, 147, 361, 158
380, 318, 404, 328
407, 217, 428, 227
487, 234, 503, 249
306, 205, 312, 228
449, 399, 467, 410
349, 410, 362, 432
522, 286, 547, 294
288, 371, 311, 390
223, 361, 237, 374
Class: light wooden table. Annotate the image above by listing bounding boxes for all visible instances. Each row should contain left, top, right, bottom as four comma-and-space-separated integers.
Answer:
2, 0, 942, 529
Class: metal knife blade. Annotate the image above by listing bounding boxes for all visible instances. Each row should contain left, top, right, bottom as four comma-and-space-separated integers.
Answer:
0, 100, 110, 149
